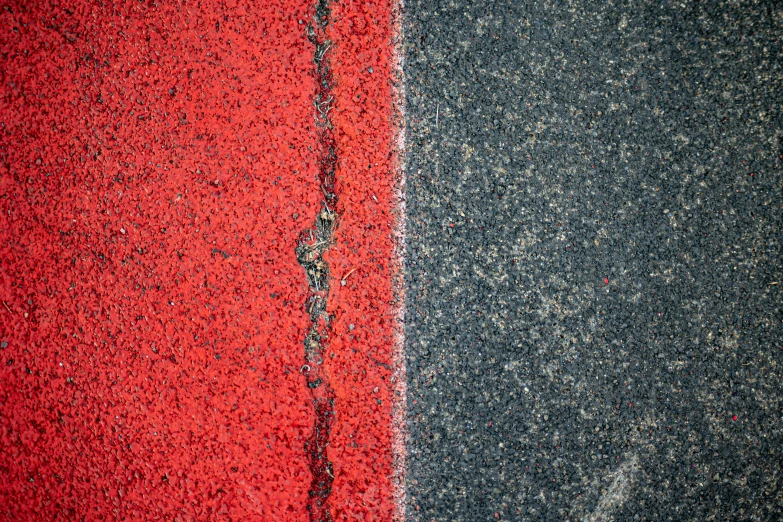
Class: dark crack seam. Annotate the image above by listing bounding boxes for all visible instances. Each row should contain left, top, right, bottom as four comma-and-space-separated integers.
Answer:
296, 1, 337, 521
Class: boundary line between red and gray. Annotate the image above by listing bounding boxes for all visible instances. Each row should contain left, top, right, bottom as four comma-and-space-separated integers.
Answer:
390, 0, 408, 520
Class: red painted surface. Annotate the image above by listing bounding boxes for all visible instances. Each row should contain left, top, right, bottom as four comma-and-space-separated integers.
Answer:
0, 0, 400, 520
324, 0, 400, 518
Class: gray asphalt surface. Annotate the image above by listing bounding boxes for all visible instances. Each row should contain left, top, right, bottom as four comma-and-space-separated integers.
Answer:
402, 1, 782, 520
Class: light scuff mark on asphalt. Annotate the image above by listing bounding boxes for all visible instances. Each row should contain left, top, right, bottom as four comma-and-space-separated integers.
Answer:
583, 454, 639, 522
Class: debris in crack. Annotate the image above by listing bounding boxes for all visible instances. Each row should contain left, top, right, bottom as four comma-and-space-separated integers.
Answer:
296, 1, 338, 521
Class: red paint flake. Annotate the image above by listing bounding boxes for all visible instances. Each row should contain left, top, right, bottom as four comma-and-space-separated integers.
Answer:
732, 415, 738, 422
604, 277, 610, 285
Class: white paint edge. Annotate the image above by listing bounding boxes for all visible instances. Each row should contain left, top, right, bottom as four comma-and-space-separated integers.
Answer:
389, 0, 408, 520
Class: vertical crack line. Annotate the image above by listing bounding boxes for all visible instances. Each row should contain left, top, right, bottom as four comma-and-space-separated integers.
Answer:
296, 1, 337, 521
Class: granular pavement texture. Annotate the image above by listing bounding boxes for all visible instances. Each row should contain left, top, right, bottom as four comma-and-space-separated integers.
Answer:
0, 0, 402, 520
403, 0, 783, 520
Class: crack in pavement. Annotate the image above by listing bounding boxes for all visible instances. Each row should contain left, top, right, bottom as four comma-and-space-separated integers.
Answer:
296, 1, 338, 520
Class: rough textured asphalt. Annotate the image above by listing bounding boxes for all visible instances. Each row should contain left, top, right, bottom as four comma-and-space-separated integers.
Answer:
403, 1, 782, 520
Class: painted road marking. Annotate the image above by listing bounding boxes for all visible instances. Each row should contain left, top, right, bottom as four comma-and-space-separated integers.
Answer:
0, 0, 404, 520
